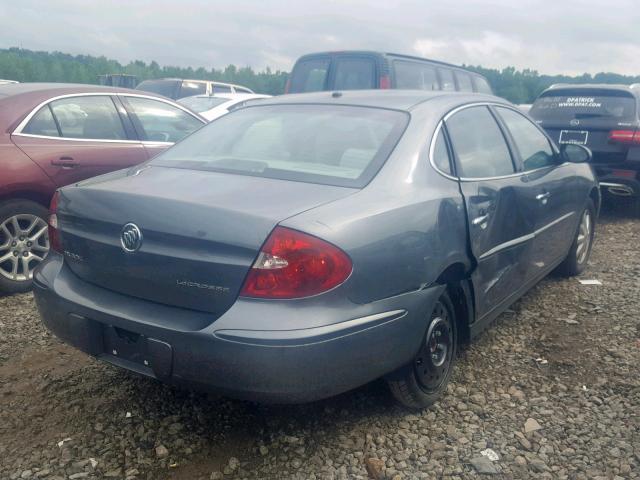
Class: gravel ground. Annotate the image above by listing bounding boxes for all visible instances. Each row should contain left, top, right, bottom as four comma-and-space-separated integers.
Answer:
1, 206, 638, 480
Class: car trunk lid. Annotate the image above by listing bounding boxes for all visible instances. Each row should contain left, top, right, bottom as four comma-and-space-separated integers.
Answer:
57, 166, 355, 315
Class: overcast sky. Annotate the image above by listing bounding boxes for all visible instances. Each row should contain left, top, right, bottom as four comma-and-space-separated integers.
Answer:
1, 0, 638, 75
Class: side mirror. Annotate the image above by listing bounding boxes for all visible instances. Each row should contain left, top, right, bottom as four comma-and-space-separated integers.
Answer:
560, 144, 592, 163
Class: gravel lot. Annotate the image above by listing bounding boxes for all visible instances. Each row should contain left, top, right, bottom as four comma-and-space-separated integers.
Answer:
1, 206, 638, 480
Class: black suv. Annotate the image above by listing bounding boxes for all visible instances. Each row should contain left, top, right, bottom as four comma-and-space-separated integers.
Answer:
286, 51, 493, 95
530, 84, 640, 214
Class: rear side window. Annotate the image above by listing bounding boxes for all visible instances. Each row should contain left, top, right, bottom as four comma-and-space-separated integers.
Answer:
23, 105, 59, 137
473, 76, 492, 94
179, 81, 207, 98
496, 107, 555, 171
530, 89, 637, 122
289, 58, 330, 93
446, 106, 514, 178
438, 69, 455, 91
124, 96, 203, 142
333, 57, 376, 90
454, 72, 473, 92
152, 104, 409, 188
49, 96, 127, 140
394, 61, 439, 90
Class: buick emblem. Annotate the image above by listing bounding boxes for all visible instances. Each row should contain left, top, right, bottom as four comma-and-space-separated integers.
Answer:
570, 119, 580, 126
120, 223, 143, 252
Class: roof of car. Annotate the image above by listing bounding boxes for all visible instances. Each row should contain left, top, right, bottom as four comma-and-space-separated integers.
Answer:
544, 83, 640, 95
294, 51, 482, 74
0, 82, 150, 99
258, 89, 502, 112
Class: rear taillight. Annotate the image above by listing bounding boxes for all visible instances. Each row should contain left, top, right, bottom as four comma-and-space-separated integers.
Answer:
284, 78, 291, 94
240, 226, 352, 299
608, 129, 640, 144
48, 191, 62, 253
379, 75, 391, 89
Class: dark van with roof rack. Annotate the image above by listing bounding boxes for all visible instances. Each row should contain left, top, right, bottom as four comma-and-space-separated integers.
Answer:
530, 84, 640, 214
285, 51, 493, 95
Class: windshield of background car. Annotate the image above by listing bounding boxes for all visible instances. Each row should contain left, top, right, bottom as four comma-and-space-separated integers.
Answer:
136, 80, 179, 98
152, 104, 409, 188
178, 96, 228, 112
530, 89, 637, 123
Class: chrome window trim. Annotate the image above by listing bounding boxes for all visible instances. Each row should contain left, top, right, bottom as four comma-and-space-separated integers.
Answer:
12, 92, 204, 142
429, 101, 567, 182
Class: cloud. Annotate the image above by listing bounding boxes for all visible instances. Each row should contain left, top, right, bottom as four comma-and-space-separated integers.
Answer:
0, 0, 638, 75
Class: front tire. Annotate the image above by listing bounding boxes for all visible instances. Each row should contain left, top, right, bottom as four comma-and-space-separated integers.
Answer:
0, 200, 50, 293
387, 292, 457, 409
556, 199, 596, 277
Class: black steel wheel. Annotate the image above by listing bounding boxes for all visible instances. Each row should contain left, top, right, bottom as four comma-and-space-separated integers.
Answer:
387, 292, 458, 408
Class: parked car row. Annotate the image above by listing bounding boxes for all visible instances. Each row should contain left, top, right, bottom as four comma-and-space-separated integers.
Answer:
0, 49, 632, 409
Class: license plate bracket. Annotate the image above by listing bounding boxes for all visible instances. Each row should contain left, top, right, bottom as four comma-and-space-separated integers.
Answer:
559, 130, 589, 145
103, 325, 148, 366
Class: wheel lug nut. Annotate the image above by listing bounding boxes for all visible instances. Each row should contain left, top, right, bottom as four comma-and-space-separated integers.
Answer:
26, 241, 32, 247
432, 353, 439, 360
13, 251, 19, 257
11, 241, 16, 247
23, 252, 29, 257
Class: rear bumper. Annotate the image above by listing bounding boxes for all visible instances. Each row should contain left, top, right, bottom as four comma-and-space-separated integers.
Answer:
592, 162, 640, 198
33, 253, 441, 403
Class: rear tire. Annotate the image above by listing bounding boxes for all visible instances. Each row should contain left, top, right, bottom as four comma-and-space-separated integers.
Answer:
0, 200, 50, 293
556, 199, 596, 277
387, 292, 457, 409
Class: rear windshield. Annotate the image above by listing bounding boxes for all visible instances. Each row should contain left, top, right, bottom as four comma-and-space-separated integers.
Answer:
136, 80, 180, 98
152, 104, 408, 188
530, 89, 637, 122
178, 96, 228, 113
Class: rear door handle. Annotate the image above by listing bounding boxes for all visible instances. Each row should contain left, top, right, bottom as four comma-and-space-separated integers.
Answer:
51, 157, 79, 169
536, 192, 551, 204
472, 214, 490, 228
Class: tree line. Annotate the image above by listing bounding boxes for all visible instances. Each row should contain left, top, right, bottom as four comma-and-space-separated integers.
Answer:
1, 47, 638, 103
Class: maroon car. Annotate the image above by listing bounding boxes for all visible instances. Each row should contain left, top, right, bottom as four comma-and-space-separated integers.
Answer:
0, 83, 206, 292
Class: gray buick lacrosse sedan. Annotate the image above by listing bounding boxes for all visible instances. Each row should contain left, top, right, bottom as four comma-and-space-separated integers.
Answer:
33, 90, 599, 408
